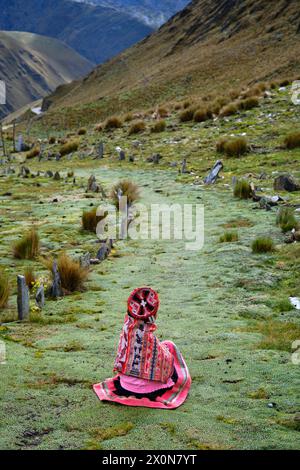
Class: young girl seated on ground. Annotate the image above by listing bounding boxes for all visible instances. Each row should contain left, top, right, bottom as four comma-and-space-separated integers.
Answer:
93, 287, 191, 409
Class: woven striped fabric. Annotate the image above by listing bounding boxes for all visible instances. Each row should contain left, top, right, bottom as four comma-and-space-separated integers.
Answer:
113, 314, 174, 383
93, 341, 191, 410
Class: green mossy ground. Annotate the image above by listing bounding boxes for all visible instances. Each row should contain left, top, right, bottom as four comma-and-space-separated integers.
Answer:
0, 87, 299, 449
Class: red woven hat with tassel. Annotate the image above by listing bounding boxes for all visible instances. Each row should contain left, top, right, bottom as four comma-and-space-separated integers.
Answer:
127, 287, 160, 320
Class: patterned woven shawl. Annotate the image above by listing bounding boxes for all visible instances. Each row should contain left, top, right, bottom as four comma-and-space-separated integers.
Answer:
114, 314, 174, 383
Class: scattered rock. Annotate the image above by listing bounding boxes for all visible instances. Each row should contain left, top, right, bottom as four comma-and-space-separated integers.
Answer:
181, 158, 188, 174
49, 261, 63, 299
45, 170, 54, 178
53, 171, 61, 181
87, 175, 106, 196
17, 275, 30, 320
80, 252, 91, 269
290, 297, 300, 310
35, 285, 45, 309
19, 166, 30, 178
274, 174, 300, 192
204, 160, 223, 184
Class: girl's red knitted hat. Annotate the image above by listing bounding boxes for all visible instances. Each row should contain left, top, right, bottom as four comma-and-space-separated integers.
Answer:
127, 287, 160, 320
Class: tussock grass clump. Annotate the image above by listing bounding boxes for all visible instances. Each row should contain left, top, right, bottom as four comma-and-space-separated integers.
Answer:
284, 132, 300, 149
94, 123, 103, 132
219, 102, 238, 117
0, 269, 10, 309
151, 120, 166, 133
13, 228, 40, 260
60, 140, 79, 156
193, 108, 210, 123
24, 268, 36, 290
64, 340, 85, 352
223, 218, 254, 229
26, 147, 40, 159
179, 108, 195, 122
279, 79, 291, 87
128, 121, 146, 135
247, 320, 300, 351
276, 207, 298, 233
211, 100, 222, 115
47, 253, 89, 293
242, 83, 266, 99
248, 388, 270, 399
49, 136, 56, 144
224, 137, 249, 157
104, 117, 122, 130
124, 113, 133, 122
183, 100, 192, 109
233, 180, 253, 199
276, 416, 300, 432
229, 89, 241, 100
82, 207, 108, 232
158, 107, 169, 117
216, 137, 228, 153
252, 237, 275, 254
78, 128, 87, 135
239, 97, 260, 110
219, 231, 239, 243
110, 180, 140, 208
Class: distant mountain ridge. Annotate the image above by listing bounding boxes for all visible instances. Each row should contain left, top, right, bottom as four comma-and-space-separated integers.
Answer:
75, 0, 190, 27
0, 31, 93, 118
0, 0, 153, 64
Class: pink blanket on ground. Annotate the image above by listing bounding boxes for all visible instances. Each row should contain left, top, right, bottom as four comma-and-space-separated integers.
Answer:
93, 341, 191, 410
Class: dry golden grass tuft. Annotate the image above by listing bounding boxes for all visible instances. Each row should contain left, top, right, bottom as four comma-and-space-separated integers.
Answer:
223, 137, 249, 157
179, 108, 195, 122
13, 228, 40, 260
194, 108, 210, 122
94, 123, 103, 132
0, 269, 10, 309
151, 120, 166, 133
239, 97, 260, 110
219, 102, 239, 117
46, 253, 89, 293
110, 180, 140, 208
157, 107, 169, 118
60, 140, 79, 156
82, 207, 108, 232
24, 267, 36, 290
26, 147, 40, 159
233, 180, 253, 199
124, 113, 134, 122
284, 132, 300, 149
128, 120, 146, 135
104, 116, 122, 130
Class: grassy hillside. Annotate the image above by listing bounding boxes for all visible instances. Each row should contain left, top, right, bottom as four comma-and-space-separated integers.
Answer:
43, 0, 300, 123
0, 31, 93, 118
0, 82, 299, 450
0, 0, 153, 64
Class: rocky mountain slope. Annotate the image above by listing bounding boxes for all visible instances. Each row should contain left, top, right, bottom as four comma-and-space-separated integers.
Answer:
0, 31, 93, 118
43, 0, 300, 122
0, 0, 153, 64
